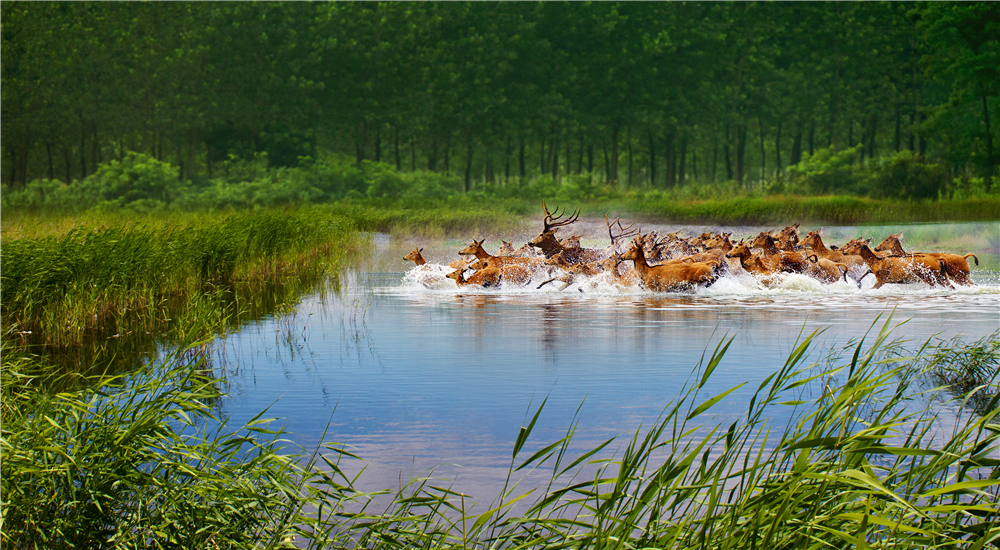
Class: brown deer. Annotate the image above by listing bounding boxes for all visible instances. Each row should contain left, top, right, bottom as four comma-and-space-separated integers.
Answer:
527, 203, 605, 264
469, 257, 532, 286
404, 248, 427, 266
774, 224, 801, 251
621, 240, 719, 291
446, 266, 501, 288
840, 240, 950, 289
873, 233, 978, 286
751, 232, 812, 272
727, 240, 782, 272
459, 239, 547, 269
803, 254, 849, 284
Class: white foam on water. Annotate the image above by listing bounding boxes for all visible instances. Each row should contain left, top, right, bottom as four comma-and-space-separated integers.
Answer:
395, 263, 1000, 300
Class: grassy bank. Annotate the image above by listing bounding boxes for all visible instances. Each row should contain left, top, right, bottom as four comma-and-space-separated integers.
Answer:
3, 322, 997, 548
0, 207, 361, 372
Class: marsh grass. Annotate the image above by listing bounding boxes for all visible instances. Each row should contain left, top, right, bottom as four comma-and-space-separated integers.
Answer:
917, 331, 1000, 417
4, 318, 997, 549
1, 207, 359, 370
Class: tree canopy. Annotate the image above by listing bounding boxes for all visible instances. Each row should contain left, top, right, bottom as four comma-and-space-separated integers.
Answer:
3, 1, 997, 192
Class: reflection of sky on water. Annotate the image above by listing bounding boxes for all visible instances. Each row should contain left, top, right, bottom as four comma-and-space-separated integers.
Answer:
211, 233, 1000, 506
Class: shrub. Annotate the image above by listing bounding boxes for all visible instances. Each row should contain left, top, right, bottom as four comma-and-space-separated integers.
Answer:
864, 150, 946, 200
74, 152, 181, 208
787, 145, 862, 195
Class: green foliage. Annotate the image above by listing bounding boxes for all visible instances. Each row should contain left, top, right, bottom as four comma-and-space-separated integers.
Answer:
4, 321, 997, 548
864, 150, 948, 200
949, 175, 1000, 200
75, 152, 182, 209
1, 346, 341, 549
787, 145, 863, 195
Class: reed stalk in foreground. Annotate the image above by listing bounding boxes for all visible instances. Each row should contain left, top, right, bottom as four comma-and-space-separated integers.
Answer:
2, 319, 998, 549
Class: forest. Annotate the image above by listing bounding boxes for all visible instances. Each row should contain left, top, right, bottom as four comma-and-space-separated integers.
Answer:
2, 1, 998, 202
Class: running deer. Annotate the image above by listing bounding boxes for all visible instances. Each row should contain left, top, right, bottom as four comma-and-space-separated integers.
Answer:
840, 240, 950, 289
621, 239, 719, 291
873, 232, 978, 286
404, 248, 426, 266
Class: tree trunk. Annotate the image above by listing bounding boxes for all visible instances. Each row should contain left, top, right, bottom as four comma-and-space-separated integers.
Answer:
981, 83, 995, 174
80, 124, 88, 179
711, 135, 718, 182
894, 104, 902, 153
505, 136, 511, 183
775, 119, 783, 175
551, 138, 559, 180
519, 136, 526, 179
664, 130, 676, 187
647, 129, 656, 187
790, 125, 803, 167
6, 144, 16, 187
463, 139, 474, 192
540, 137, 546, 174
601, 140, 610, 183
410, 136, 417, 171
427, 137, 438, 171
47, 142, 55, 181
735, 124, 747, 187
868, 112, 878, 159
577, 140, 584, 175
609, 121, 620, 185
443, 140, 450, 173
394, 125, 401, 170
565, 140, 571, 179
626, 127, 633, 187
758, 118, 766, 181
724, 124, 733, 181
93, 126, 100, 170
374, 124, 381, 163
678, 132, 688, 186
807, 120, 815, 157
587, 144, 594, 175
692, 146, 698, 182
64, 145, 72, 183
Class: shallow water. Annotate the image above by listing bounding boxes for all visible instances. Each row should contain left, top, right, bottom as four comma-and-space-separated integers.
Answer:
211, 223, 1000, 505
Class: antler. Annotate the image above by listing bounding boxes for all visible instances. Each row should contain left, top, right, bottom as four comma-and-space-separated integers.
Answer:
606, 214, 639, 244
542, 201, 580, 232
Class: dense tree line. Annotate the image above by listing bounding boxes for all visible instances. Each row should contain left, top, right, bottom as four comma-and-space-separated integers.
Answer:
3, 2, 998, 193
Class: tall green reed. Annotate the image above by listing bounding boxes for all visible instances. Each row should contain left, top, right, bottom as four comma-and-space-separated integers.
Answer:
3, 318, 996, 549
1, 207, 359, 366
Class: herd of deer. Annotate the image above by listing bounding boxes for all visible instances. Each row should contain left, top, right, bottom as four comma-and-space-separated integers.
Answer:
404, 203, 980, 292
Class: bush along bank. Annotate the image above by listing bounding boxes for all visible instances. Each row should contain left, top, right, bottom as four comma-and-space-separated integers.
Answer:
3, 151, 999, 225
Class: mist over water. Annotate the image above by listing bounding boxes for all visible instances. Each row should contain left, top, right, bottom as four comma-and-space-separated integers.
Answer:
212, 222, 1000, 506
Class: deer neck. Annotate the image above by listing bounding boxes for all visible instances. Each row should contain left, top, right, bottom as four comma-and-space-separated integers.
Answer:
629, 248, 651, 274
808, 237, 828, 252
534, 233, 564, 258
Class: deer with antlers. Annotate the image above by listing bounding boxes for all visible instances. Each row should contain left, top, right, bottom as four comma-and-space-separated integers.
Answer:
527, 203, 606, 264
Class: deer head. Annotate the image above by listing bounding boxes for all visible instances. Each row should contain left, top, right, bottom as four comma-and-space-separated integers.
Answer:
459, 239, 487, 257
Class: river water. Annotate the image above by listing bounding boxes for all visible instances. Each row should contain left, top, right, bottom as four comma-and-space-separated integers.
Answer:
209, 222, 1000, 505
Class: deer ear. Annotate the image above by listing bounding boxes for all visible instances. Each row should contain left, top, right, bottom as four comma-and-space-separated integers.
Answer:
419, 248, 423, 253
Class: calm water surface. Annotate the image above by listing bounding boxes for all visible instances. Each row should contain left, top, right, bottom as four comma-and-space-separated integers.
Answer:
211, 225, 1000, 503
